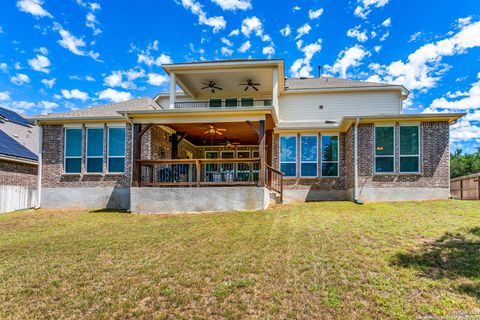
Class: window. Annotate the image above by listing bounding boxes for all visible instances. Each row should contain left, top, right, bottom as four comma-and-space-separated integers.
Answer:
86, 127, 104, 173
209, 99, 222, 108
221, 150, 234, 172
400, 125, 420, 173
280, 136, 297, 177
108, 127, 126, 173
241, 98, 253, 107
64, 128, 82, 173
375, 126, 394, 173
225, 98, 238, 107
300, 135, 318, 177
236, 150, 250, 180
321, 135, 338, 177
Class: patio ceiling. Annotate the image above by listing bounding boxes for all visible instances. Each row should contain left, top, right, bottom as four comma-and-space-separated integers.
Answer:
167, 121, 260, 146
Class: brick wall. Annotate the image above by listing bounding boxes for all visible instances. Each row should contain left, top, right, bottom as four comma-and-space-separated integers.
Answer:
357, 121, 450, 188
0, 159, 37, 187
140, 125, 196, 160
41, 124, 132, 188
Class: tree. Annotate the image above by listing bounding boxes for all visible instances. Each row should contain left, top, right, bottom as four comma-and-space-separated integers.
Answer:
450, 148, 480, 178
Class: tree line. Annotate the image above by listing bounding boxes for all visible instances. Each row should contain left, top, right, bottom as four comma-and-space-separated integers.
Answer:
450, 148, 480, 178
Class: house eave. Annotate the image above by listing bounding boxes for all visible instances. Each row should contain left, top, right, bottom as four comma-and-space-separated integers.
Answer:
0, 154, 38, 165
283, 85, 410, 98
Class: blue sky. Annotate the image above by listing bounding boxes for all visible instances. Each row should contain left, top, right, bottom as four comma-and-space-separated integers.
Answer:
0, 0, 479, 152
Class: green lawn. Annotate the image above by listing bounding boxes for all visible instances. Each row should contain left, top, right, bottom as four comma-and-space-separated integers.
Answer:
0, 201, 479, 319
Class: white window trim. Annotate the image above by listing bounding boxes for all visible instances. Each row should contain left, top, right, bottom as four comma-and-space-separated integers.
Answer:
86, 127, 104, 173
399, 124, 421, 173
64, 127, 82, 174
374, 124, 395, 174
300, 135, 318, 178
107, 126, 126, 174
279, 135, 297, 178
320, 133, 339, 178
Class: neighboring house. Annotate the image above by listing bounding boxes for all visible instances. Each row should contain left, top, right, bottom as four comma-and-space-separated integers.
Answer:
30, 59, 464, 214
0, 107, 38, 213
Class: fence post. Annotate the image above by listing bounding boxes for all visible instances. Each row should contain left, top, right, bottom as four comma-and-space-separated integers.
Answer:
195, 160, 201, 188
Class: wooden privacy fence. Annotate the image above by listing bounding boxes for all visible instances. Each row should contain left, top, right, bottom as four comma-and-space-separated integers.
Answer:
451, 173, 480, 200
0, 185, 37, 213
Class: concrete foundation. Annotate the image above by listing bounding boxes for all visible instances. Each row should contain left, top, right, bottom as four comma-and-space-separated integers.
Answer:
130, 187, 270, 214
41, 187, 130, 209
358, 187, 450, 202
283, 189, 353, 203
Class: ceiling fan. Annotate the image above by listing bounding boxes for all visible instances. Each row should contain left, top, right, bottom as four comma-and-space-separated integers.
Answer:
201, 81, 223, 93
203, 124, 226, 136
239, 79, 260, 91
221, 138, 241, 149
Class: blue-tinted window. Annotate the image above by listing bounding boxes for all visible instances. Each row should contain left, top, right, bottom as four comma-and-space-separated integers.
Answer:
108, 127, 126, 173
87, 128, 104, 173
400, 125, 420, 173
375, 126, 394, 173
64, 128, 82, 173
321, 135, 339, 177
280, 136, 296, 177
301, 136, 317, 177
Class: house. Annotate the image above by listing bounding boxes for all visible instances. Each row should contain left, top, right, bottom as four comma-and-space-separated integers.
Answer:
30, 59, 464, 214
0, 107, 38, 213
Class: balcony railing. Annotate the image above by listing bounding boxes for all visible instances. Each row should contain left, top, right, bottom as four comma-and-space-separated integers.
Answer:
174, 99, 272, 109
136, 158, 261, 187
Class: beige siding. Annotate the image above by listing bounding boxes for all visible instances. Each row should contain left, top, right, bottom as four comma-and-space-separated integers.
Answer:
278, 91, 401, 122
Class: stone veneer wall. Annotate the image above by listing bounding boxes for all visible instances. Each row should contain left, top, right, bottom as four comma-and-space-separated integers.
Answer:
0, 159, 37, 187
141, 125, 196, 160
41, 124, 132, 188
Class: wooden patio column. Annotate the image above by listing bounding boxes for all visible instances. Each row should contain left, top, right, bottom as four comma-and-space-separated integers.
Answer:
258, 120, 266, 187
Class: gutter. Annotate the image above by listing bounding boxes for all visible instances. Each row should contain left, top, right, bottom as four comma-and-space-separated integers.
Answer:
35, 124, 43, 209
353, 118, 363, 205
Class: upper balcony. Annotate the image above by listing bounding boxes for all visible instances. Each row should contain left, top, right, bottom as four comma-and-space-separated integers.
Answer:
174, 98, 273, 109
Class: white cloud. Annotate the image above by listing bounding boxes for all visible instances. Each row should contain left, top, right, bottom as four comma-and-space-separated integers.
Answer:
374, 45, 382, 53
354, 0, 389, 19
27, 54, 51, 73
0, 92, 10, 101
0, 26, 3, 34
326, 44, 370, 78
241, 16, 263, 37
238, 40, 251, 53
292, 6, 301, 11
104, 69, 145, 89
16, 0, 52, 18
346, 25, 368, 42
136, 41, 172, 67
427, 75, 480, 113
290, 39, 322, 78
367, 18, 480, 91
308, 8, 323, 20
39, 100, 58, 114
280, 25, 291, 37
380, 31, 389, 41
10, 73, 30, 85
0, 63, 7, 72
408, 31, 422, 43
221, 37, 233, 46
178, 0, 226, 33
211, 0, 251, 11
35, 47, 48, 55
295, 23, 311, 40
98, 88, 132, 103
147, 73, 169, 86
52, 23, 100, 61
228, 29, 240, 36
221, 47, 233, 56
85, 75, 95, 81
61, 89, 89, 101
85, 2, 102, 35
382, 17, 391, 27
14, 62, 22, 70
262, 45, 275, 57
41, 78, 56, 88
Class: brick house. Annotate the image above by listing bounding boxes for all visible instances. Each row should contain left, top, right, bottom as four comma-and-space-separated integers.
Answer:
0, 107, 38, 213
31, 59, 464, 214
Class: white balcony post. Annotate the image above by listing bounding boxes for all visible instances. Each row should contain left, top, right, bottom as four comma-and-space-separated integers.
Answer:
272, 68, 279, 114
169, 72, 176, 109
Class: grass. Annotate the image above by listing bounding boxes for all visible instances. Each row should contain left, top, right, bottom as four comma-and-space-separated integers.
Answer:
0, 201, 479, 319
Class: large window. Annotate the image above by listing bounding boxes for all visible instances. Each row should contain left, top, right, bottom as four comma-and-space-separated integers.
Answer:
64, 128, 82, 173
300, 135, 318, 177
321, 135, 338, 177
86, 127, 104, 173
375, 126, 394, 173
400, 125, 420, 173
107, 127, 126, 173
280, 136, 297, 177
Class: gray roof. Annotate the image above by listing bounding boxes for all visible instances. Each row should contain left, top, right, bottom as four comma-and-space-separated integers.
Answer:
31, 97, 161, 120
284, 77, 403, 91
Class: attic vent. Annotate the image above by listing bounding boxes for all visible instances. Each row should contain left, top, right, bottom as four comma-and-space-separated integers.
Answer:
325, 120, 337, 124
299, 77, 307, 79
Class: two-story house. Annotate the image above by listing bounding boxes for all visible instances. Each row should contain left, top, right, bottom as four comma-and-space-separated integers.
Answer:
31, 59, 464, 213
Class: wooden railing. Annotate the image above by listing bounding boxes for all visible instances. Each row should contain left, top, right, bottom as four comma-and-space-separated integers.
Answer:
136, 158, 261, 187
265, 162, 284, 203
174, 99, 272, 109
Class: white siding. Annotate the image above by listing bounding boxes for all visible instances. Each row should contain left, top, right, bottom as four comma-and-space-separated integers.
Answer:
278, 91, 402, 122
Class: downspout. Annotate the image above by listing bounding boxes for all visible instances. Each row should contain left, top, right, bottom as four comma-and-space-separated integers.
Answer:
353, 117, 363, 204
35, 123, 43, 209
